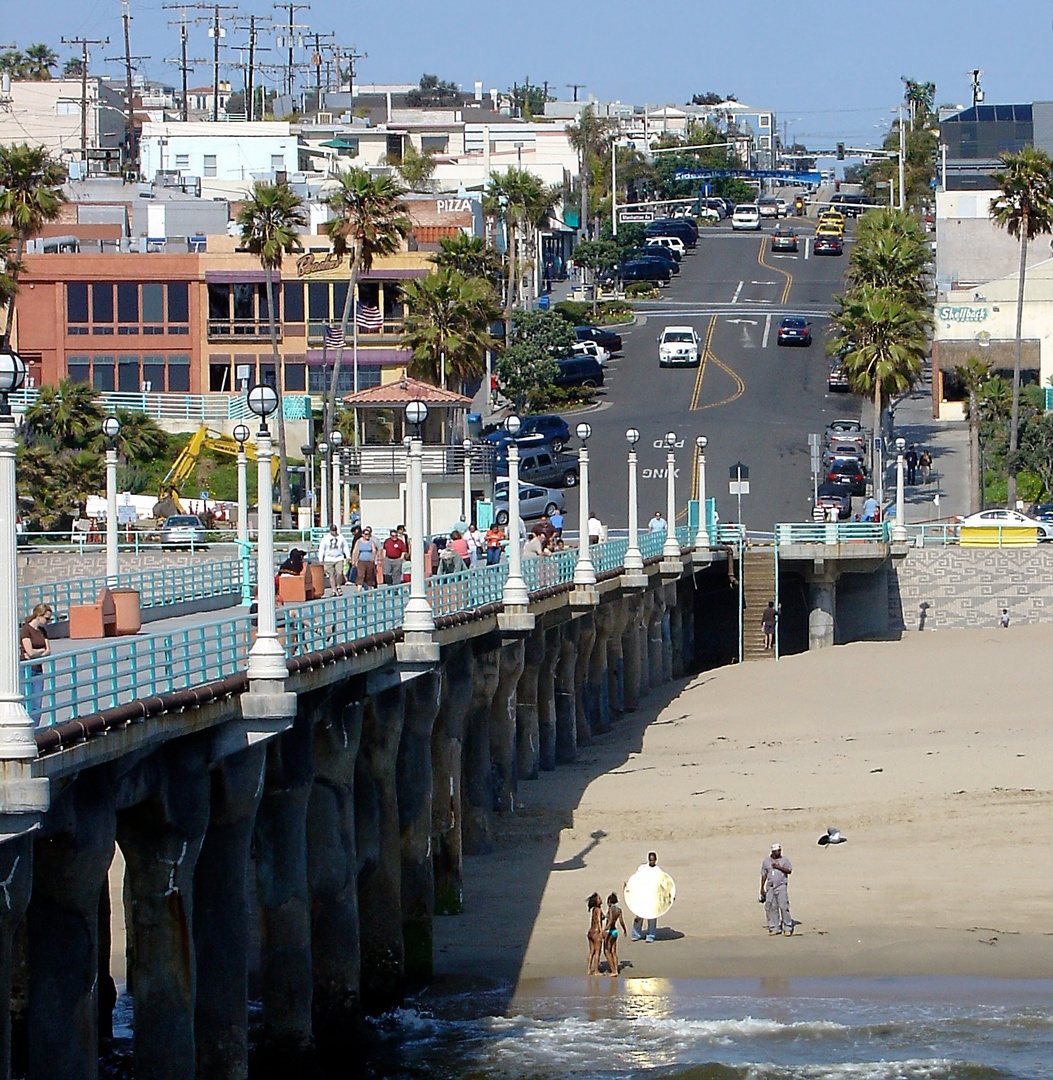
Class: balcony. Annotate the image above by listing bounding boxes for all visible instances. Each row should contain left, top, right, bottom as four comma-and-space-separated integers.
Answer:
306, 320, 404, 344
207, 320, 280, 342
341, 443, 496, 482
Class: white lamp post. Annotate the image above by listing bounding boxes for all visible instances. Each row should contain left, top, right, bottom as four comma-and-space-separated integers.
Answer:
502, 414, 529, 607
694, 435, 709, 548
0, 347, 38, 753
663, 430, 680, 559
246, 383, 285, 684
893, 436, 907, 542
102, 415, 121, 583
403, 400, 435, 633
342, 448, 351, 524
573, 421, 596, 586
317, 441, 329, 527
330, 429, 344, 528
462, 438, 473, 524
624, 427, 644, 576
233, 422, 252, 605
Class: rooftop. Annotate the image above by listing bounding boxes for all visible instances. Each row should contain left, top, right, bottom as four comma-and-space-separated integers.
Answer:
342, 376, 471, 409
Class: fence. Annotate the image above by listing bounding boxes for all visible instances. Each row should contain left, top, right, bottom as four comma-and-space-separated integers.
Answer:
9, 390, 312, 422
775, 522, 890, 545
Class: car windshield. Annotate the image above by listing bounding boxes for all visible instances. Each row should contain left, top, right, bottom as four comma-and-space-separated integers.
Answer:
781, 319, 806, 329
664, 332, 695, 342
166, 517, 200, 527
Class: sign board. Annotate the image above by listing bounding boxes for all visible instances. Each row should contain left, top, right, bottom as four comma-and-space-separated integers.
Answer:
676, 168, 823, 185
808, 433, 821, 474
729, 480, 750, 496
117, 504, 138, 525
619, 210, 655, 222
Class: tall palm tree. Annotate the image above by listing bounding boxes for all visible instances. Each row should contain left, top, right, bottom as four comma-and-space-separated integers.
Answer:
0, 143, 66, 347
848, 208, 930, 308
430, 233, 502, 284
567, 105, 613, 238
0, 226, 17, 315
22, 44, 57, 80
237, 180, 307, 527
88, 408, 169, 462
990, 147, 1053, 508
401, 270, 500, 389
321, 168, 411, 437
24, 379, 102, 448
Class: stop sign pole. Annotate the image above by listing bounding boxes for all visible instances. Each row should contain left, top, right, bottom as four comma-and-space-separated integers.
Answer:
728, 461, 749, 525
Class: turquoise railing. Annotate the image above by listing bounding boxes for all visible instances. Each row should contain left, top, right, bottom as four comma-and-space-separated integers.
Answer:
523, 548, 576, 591
279, 586, 406, 655
593, 538, 629, 573
9, 389, 312, 422
638, 531, 667, 559
427, 562, 507, 615
775, 522, 890, 545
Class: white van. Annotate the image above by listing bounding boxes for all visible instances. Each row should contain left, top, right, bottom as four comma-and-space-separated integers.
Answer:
731, 204, 761, 230
646, 235, 685, 258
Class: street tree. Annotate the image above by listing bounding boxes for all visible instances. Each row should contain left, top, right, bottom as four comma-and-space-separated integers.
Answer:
989, 146, 1053, 508
954, 354, 993, 514
322, 168, 412, 437
395, 144, 437, 192
429, 234, 503, 285
496, 310, 574, 411
571, 239, 619, 316
848, 208, 930, 308
237, 180, 307, 527
1019, 410, 1053, 503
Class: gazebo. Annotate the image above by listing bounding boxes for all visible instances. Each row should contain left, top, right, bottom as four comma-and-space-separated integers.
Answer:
342, 375, 472, 446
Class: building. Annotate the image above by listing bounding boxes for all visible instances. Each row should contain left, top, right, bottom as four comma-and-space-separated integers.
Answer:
939, 102, 1053, 191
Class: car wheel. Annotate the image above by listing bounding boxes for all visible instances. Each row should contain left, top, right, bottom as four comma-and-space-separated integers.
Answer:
551, 438, 565, 453
563, 471, 578, 487
544, 502, 560, 517
581, 378, 598, 388
496, 510, 509, 526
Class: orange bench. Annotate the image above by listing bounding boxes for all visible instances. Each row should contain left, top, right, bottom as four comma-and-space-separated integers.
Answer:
68, 587, 117, 639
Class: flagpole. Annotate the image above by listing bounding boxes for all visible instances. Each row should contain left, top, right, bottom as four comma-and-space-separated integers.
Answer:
353, 294, 359, 395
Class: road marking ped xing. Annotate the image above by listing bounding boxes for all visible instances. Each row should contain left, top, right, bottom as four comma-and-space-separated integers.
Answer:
757, 237, 793, 304
731, 281, 744, 304
762, 313, 772, 348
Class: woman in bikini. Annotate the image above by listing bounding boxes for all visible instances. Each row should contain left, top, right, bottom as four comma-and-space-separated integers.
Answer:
587, 893, 604, 975
603, 892, 628, 976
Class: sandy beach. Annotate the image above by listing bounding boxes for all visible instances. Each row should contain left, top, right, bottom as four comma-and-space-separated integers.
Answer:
434, 624, 1053, 985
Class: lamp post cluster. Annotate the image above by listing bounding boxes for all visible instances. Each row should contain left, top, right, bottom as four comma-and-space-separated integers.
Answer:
102, 414, 121, 583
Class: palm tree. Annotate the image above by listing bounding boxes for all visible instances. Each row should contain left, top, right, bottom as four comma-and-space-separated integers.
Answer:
0, 226, 17, 314
848, 208, 930, 308
237, 180, 307, 527
0, 143, 66, 347
954, 355, 993, 514
24, 379, 102, 448
321, 168, 411, 437
89, 408, 169, 462
829, 285, 929, 438
989, 146, 1053, 508
567, 105, 613, 237
394, 144, 437, 192
62, 56, 84, 78
401, 270, 500, 389
22, 44, 57, 80
430, 234, 502, 284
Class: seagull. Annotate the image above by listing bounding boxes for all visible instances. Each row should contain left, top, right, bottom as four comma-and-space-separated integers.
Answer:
818, 827, 846, 846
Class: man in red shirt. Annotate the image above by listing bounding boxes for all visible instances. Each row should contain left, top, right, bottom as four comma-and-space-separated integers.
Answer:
382, 528, 408, 585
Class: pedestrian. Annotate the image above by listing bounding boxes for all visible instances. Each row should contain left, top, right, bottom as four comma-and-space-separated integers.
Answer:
317, 524, 351, 596
603, 892, 628, 977
631, 851, 663, 943
905, 444, 918, 485
550, 508, 564, 538
351, 526, 378, 589
587, 893, 604, 975
761, 600, 777, 651
490, 373, 499, 408
277, 546, 306, 577
812, 500, 826, 523
1000, 608, 1010, 629
533, 514, 556, 544
465, 522, 483, 567
382, 527, 408, 585
648, 510, 667, 534
523, 530, 545, 559
588, 512, 603, 545
19, 603, 52, 724
919, 449, 932, 485
485, 521, 505, 565
862, 495, 879, 522
448, 528, 470, 565
760, 842, 793, 936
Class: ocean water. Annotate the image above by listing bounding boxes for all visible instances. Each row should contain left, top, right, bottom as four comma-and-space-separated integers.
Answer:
362, 978, 1053, 1080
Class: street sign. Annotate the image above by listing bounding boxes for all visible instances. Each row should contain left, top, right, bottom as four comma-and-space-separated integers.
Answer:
728, 480, 750, 495
200, 490, 209, 501
728, 462, 749, 480
619, 210, 655, 222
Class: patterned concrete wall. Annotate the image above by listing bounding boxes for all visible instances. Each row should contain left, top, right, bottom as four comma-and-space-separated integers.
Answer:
890, 546, 1053, 631
17, 550, 222, 587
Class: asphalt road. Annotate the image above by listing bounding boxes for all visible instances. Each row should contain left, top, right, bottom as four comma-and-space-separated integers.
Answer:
576, 216, 863, 533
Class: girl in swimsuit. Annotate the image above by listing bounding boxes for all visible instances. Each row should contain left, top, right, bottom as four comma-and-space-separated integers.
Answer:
587, 893, 604, 975
603, 892, 627, 976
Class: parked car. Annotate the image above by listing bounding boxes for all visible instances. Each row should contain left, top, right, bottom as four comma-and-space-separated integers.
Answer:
493, 481, 566, 526
825, 460, 866, 496
644, 218, 698, 248
732, 204, 762, 230
702, 197, 727, 218
628, 247, 680, 273
757, 196, 780, 218
571, 339, 610, 365
482, 428, 549, 453
824, 442, 865, 467
619, 259, 671, 285
770, 225, 798, 252
827, 363, 851, 392
960, 509, 1053, 540
814, 235, 844, 256
496, 447, 578, 488
646, 235, 684, 260
516, 414, 571, 451
826, 418, 865, 445
1029, 502, 1053, 523
554, 355, 604, 389
816, 482, 852, 520
160, 514, 207, 549
658, 325, 701, 367
576, 325, 622, 354
776, 316, 812, 347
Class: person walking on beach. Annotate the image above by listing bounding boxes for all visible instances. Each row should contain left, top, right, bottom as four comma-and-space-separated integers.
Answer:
603, 892, 628, 976
1000, 608, 1010, 628
761, 601, 777, 651
587, 893, 604, 975
631, 851, 662, 942
760, 842, 793, 936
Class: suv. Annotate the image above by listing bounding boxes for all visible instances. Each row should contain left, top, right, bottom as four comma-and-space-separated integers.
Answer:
619, 259, 671, 285
757, 196, 780, 218
646, 236, 684, 260
497, 447, 579, 488
554, 355, 604, 389
732, 204, 761, 230
576, 325, 622, 354
628, 247, 679, 274
645, 218, 698, 248
658, 325, 701, 367
517, 414, 571, 451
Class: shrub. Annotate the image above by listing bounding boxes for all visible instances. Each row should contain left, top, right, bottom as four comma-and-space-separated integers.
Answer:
625, 282, 660, 300
553, 299, 590, 324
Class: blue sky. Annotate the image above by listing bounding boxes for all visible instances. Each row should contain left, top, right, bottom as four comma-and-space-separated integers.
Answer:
5, 0, 1052, 147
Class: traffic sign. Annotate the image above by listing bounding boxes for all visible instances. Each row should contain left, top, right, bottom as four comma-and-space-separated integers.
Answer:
619, 210, 654, 222
728, 480, 750, 495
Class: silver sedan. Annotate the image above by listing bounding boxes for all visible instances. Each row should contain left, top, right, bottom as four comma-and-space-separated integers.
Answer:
493, 482, 566, 526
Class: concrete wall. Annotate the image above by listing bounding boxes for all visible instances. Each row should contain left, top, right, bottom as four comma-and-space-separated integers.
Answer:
835, 567, 891, 643
890, 547, 1053, 631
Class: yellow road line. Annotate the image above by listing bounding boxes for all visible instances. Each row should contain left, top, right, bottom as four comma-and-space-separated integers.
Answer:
697, 354, 745, 411
758, 236, 793, 305
689, 315, 717, 410
689, 315, 744, 412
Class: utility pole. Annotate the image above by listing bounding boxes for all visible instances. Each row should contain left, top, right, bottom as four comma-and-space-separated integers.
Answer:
970, 68, 984, 108
206, 5, 238, 122
273, 2, 310, 98
309, 30, 334, 108
567, 83, 585, 103
105, 3, 147, 178
234, 14, 271, 121
164, 6, 194, 120
338, 44, 365, 97
61, 36, 109, 161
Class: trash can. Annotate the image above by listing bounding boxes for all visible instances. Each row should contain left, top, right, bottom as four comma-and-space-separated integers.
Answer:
536, 295, 550, 310
297, 505, 313, 530
467, 413, 482, 438
110, 589, 142, 636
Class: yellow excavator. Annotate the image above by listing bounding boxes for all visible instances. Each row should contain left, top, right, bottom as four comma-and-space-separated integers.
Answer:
155, 425, 280, 517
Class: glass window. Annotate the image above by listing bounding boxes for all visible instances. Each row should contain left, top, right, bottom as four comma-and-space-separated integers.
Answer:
67, 355, 89, 383
175, 154, 190, 169
167, 282, 189, 323
141, 283, 164, 323
260, 363, 277, 389
142, 355, 165, 391
233, 283, 254, 322
284, 362, 306, 391
117, 282, 138, 323
258, 281, 279, 321
92, 283, 113, 323
208, 283, 230, 321
308, 282, 328, 320
203, 154, 217, 177
67, 283, 88, 323
421, 135, 448, 154
332, 281, 349, 322
118, 354, 140, 392
167, 355, 190, 392
283, 282, 304, 322
209, 361, 231, 391
92, 356, 115, 392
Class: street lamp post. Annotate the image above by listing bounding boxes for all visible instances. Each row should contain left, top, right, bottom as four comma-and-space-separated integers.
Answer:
624, 427, 645, 580
102, 415, 121, 583
694, 435, 708, 549
403, 400, 435, 635
893, 436, 907, 542
502, 415, 530, 607
342, 448, 352, 524
573, 422, 596, 586
663, 430, 680, 559
330, 429, 343, 528
317, 441, 329, 527
0, 347, 40, 754
245, 383, 285, 684
462, 438, 473, 524
300, 442, 314, 522
234, 422, 252, 605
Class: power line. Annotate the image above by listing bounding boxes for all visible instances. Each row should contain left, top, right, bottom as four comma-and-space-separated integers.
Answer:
60, 35, 110, 160
163, 4, 195, 120
272, 1, 310, 98
104, 1, 148, 176
567, 83, 585, 102
233, 13, 272, 121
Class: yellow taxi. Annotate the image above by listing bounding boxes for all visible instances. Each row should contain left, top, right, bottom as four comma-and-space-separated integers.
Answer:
816, 216, 845, 239
817, 210, 846, 231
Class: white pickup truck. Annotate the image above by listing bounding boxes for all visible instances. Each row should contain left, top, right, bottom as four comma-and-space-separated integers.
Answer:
658, 325, 700, 367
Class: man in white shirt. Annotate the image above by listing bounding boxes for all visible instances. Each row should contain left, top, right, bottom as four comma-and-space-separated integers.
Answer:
317, 524, 352, 596
587, 513, 602, 545
464, 523, 482, 567
648, 510, 667, 534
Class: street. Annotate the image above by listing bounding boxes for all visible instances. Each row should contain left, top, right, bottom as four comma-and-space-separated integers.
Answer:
579, 215, 862, 532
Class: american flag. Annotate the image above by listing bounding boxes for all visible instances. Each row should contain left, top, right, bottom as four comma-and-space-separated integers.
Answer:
356, 301, 383, 331
324, 324, 346, 349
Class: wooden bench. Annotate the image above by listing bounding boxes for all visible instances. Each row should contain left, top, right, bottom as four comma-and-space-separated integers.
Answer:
68, 587, 117, 639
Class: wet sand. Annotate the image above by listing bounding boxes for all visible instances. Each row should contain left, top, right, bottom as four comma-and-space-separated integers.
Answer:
434, 624, 1053, 985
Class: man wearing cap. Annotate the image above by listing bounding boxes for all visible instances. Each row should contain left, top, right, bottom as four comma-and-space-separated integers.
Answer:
318, 523, 351, 596
760, 842, 793, 936
382, 527, 408, 585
